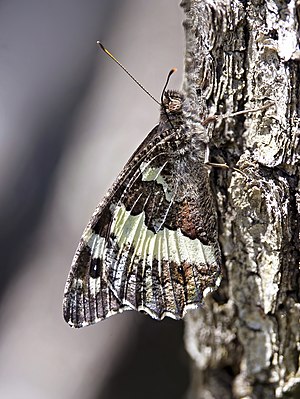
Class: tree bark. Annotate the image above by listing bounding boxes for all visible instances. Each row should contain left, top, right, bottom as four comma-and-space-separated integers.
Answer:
181, 1, 300, 398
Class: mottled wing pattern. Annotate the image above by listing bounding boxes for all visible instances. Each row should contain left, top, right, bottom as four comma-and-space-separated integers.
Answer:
63, 90, 221, 328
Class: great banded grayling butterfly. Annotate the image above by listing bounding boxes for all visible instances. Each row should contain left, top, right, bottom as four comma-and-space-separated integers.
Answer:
63, 42, 222, 328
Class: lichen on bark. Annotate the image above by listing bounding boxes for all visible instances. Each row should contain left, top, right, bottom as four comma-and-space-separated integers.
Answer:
181, 1, 300, 398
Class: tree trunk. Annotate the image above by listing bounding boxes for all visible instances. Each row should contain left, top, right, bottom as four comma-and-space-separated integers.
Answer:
181, 1, 300, 398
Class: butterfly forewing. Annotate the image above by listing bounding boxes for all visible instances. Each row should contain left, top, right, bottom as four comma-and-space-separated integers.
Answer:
63, 90, 221, 328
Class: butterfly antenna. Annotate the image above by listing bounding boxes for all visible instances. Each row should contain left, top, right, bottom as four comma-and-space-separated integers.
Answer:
97, 41, 160, 106
160, 68, 177, 130
160, 68, 177, 105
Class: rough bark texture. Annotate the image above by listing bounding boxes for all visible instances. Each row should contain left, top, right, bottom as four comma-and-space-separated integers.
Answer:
181, 1, 300, 398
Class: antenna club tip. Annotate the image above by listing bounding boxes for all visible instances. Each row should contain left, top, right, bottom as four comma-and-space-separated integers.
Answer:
167, 68, 177, 78
97, 41, 105, 50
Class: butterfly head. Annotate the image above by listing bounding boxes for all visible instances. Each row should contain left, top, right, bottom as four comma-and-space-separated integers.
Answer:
161, 90, 185, 115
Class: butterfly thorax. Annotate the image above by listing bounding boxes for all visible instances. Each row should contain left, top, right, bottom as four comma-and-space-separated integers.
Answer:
159, 90, 207, 163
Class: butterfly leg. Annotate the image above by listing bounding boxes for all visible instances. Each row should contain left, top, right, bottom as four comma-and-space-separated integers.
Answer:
202, 101, 274, 177
203, 141, 248, 178
202, 100, 275, 126
204, 144, 230, 170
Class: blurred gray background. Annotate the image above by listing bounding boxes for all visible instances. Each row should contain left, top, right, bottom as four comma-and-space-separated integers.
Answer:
0, 1, 188, 398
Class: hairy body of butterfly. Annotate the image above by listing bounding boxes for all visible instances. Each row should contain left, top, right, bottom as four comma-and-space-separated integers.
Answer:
63, 90, 221, 328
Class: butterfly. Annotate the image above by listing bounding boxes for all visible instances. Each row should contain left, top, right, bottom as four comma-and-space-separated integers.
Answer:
63, 86, 221, 328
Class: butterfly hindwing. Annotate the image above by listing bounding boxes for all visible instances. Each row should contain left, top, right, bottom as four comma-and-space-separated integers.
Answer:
63, 90, 221, 328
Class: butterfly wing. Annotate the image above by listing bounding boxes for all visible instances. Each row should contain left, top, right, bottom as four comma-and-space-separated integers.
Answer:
64, 104, 221, 328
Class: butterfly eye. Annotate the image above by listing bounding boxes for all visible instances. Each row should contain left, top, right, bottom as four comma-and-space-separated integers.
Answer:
168, 98, 182, 113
